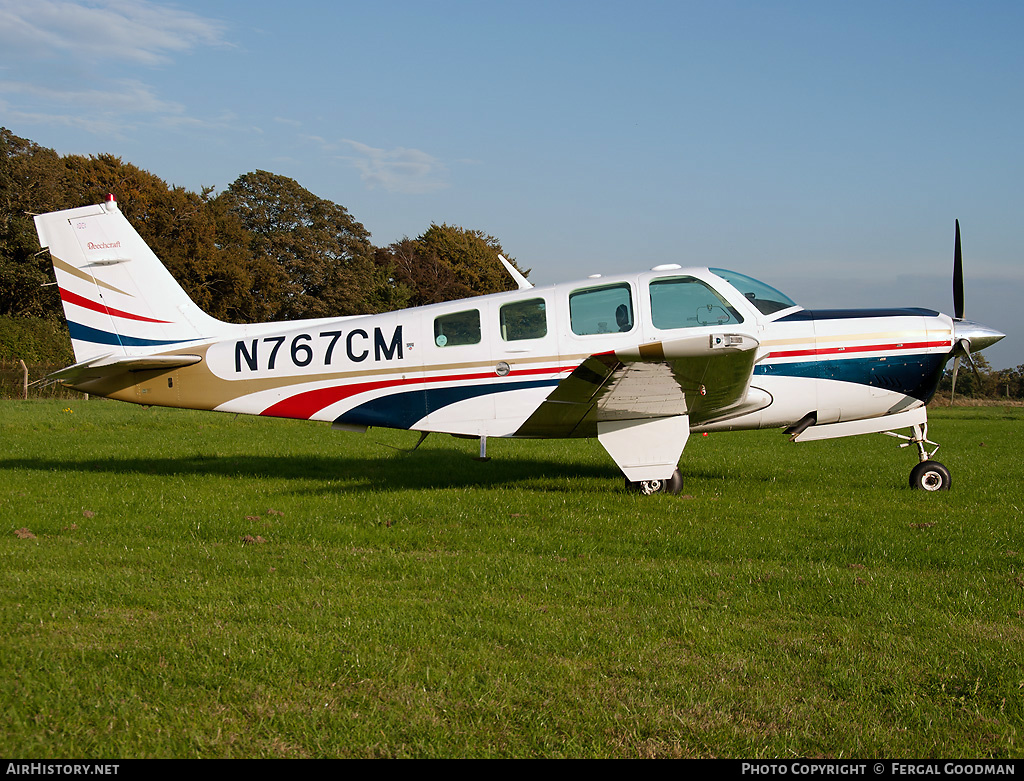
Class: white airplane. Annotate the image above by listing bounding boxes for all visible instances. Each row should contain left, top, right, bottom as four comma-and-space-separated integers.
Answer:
33, 195, 1004, 495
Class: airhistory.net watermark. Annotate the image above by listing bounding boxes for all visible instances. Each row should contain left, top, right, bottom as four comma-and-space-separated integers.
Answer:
5, 765, 119, 776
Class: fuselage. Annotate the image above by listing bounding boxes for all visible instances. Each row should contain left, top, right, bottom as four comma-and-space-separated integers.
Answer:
73, 265, 959, 440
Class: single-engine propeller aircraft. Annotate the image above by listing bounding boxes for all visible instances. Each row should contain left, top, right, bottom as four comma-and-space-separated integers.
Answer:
33, 196, 1004, 494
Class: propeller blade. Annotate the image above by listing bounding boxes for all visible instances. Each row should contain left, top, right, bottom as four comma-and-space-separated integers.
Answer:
950, 355, 960, 404
953, 219, 964, 320
966, 349, 980, 377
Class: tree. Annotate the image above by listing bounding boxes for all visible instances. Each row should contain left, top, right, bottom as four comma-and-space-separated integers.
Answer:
936, 353, 1024, 401
0, 128, 67, 318
376, 223, 528, 308
0, 131, 525, 330
142, 184, 282, 323
59, 154, 283, 323
375, 237, 472, 308
61, 153, 169, 224
202, 192, 284, 323
991, 366, 1022, 400
216, 171, 394, 320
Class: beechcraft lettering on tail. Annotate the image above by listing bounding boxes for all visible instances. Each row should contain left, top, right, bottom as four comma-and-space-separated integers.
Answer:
32, 195, 1004, 494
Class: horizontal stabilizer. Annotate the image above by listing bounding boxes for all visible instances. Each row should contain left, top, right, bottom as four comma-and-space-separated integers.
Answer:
35, 353, 202, 387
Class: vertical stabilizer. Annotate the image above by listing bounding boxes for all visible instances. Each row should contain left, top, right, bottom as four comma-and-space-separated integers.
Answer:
34, 196, 234, 363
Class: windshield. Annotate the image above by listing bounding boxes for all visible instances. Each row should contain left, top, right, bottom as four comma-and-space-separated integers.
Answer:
710, 269, 797, 316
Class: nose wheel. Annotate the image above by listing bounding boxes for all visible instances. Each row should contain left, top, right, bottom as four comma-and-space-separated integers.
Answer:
909, 460, 952, 491
886, 421, 951, 491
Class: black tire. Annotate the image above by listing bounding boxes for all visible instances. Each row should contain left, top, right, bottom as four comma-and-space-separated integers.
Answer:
664, 469, 684, 495
625, 469, 684, 496
909, 460, 951, 491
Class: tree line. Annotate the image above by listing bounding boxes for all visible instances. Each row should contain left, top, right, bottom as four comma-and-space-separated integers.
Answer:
3, 127, 1022, 402
0, 127, 526, 328
934, 354, 1024, 402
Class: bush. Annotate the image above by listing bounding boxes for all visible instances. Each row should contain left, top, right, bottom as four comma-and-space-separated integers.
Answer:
0, 316, 73, 364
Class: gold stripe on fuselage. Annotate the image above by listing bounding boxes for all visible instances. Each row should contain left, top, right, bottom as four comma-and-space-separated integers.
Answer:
760, 329, 950, 350
70, 343, 582, 414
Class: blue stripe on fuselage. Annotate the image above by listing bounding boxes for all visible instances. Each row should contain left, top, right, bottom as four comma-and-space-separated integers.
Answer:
755, 353, 947, 401
334, 378, 561, 430
777, 308, 939, 321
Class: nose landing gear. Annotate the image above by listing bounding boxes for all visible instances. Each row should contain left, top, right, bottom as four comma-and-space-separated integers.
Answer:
886, 421, 951, 491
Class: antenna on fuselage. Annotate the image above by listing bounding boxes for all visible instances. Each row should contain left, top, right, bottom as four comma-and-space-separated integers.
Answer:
379, 431, 431, 453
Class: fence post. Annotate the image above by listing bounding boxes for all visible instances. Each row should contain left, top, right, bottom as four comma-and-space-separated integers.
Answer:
18, 359, 28, 400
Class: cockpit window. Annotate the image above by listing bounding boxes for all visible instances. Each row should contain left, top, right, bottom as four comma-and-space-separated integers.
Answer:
649, 276, 743, 329
710, 269, 797, 315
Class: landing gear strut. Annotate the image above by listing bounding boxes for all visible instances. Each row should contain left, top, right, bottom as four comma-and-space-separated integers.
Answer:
625, 468, 684, 496
886, 422, 951, 491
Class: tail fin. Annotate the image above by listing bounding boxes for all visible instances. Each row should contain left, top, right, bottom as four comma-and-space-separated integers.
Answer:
34, 196, 234, 363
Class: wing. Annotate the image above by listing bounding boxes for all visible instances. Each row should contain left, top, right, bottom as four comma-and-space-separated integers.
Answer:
514, 331, 764, 482
515, 331, 763, 438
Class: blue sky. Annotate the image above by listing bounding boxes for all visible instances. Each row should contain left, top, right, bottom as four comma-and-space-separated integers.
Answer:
2, 0, 1021, 368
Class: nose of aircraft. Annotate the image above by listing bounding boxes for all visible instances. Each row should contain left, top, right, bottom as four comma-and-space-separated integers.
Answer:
953, 319, 1005, 353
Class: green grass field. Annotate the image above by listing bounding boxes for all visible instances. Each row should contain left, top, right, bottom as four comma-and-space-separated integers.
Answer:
1, 400, 1022, 758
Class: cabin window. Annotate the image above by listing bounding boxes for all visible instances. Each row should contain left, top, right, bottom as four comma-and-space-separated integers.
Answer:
649, 276, 743, 329
569, 283, 634, 336
500, 298, 547, 342
434, 309, 480, 346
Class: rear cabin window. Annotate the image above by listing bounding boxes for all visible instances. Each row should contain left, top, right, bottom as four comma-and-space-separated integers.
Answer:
434, 309, 480, 346
569, 283, 634, 335
500, 298, 547, 341
649, 276, 743, 329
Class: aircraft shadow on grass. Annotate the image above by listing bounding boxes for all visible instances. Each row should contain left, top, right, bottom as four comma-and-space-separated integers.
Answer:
0, 447, 650, 494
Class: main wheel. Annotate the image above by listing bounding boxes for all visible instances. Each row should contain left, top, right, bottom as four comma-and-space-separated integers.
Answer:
909, 460, 951, 491
625, 469, 684, 496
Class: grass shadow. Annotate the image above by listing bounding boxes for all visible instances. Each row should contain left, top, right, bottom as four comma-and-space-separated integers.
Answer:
0, 448, 623, 493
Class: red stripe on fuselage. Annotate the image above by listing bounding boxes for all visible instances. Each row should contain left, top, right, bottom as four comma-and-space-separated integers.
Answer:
60, 288, 171, 324
260, 364, 578, 420
767, 340, 950, 360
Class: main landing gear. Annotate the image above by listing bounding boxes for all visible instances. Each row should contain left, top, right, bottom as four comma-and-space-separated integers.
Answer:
625, 468, 684, 496
887, 422, 951, 491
